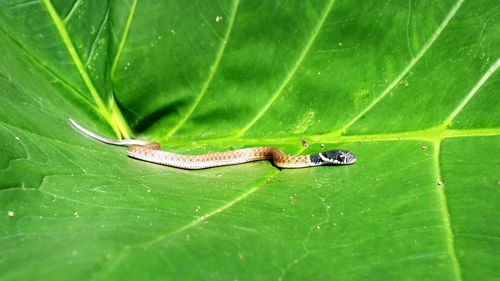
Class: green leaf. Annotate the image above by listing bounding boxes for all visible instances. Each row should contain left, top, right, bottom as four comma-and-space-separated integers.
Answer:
1, 0, 499, 280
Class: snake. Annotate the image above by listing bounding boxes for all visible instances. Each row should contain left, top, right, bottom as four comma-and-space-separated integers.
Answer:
69, 119, 356, 169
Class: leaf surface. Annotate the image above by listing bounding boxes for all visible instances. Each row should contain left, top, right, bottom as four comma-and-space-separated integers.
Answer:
0, 0, 499, 280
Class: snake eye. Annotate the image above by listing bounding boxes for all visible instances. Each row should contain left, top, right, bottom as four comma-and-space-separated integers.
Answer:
337, 154, 345, 163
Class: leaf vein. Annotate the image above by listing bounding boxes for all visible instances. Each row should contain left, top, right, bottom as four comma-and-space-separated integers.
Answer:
37, 188, 179, 215
444, 57, 500, 126
85, 8, 110, 66
338, 0, 465, 134
0, 26, 97, 110
42, 0, 125, 137
0, 120, 113, 153
97, 166, 286, 278
144, 170, 281, 246
97, 146, 307, 277
406, 0, 415, 58
236, 0, 337, 137
110, 0, 137, 78
63, 0, 82, 23
162, 0, 240, 141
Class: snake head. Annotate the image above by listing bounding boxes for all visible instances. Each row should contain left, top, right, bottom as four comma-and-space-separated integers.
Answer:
318, 150, 357, 165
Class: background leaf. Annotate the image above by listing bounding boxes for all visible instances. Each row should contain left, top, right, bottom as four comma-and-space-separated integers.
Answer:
0, 0, 499, 280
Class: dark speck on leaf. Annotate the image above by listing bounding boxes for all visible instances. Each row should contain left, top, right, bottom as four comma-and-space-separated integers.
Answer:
301, 139, 310, 147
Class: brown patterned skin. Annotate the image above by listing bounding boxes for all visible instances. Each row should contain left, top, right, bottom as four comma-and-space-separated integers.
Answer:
69, 119, 356, 170
128, 144, 314, 169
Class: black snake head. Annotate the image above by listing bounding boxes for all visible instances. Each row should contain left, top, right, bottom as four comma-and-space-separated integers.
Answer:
312, 149, 357, 165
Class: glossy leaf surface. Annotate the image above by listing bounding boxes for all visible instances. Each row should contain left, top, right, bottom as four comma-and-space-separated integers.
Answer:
0, 0, 499, 280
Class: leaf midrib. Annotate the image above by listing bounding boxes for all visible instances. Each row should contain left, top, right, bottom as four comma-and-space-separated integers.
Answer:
42, 0, 108, 121
433, 139, 463, 281
163, 127, 500, 148
42, 0, 131, 139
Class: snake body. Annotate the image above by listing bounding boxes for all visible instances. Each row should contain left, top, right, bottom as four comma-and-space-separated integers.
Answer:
70, 119, 356, 169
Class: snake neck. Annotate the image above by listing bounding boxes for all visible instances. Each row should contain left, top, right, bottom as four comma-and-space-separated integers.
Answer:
309, 154, 326, 166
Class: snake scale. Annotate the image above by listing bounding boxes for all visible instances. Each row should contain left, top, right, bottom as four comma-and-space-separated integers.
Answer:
70, 119, 356, 169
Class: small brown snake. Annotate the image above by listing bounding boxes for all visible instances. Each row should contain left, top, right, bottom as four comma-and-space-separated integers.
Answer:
70, 119, 356, 169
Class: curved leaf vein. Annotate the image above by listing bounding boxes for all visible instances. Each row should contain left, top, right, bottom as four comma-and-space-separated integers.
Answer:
236, 0, 337, 137
338, 0, 465, 134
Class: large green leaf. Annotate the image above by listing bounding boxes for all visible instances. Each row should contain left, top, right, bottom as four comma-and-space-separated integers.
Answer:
0, 0, 499, 280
